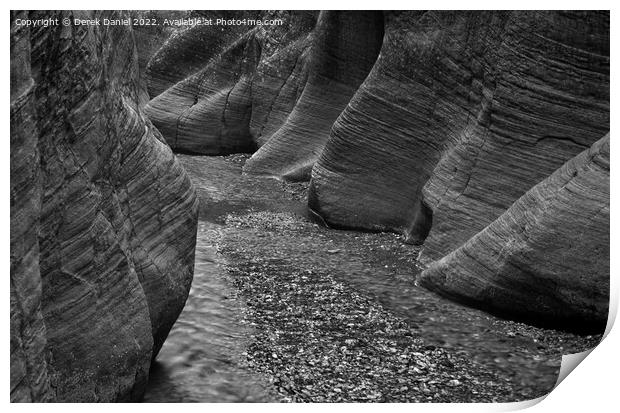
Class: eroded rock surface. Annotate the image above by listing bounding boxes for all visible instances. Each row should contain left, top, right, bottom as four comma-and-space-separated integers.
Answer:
305, 11, 609, 329
10, 12, 52, 402
144, 11, 262, 100
143, 11, 383, 180
419, 134, 610, 331
145, 11, 317, 157
309, 11, 609, 263
10, 10, 198, 402
243, 11, 384, 180
145, 10, 609, 250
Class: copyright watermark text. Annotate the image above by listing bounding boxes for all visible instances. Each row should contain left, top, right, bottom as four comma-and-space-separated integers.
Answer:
13, 16, 284, 28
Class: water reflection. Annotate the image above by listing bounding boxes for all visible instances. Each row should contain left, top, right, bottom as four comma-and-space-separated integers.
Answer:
143, 223, 276, 402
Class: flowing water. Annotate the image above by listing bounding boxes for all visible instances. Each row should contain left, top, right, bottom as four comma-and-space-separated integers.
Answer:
142, 222, 276, 402
143, 154, 600, 403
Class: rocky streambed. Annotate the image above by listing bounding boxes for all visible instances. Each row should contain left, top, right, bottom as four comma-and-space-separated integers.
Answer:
144, 154, 601, 403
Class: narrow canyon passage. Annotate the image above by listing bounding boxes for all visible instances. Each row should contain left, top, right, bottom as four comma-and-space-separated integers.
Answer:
144, 154, 600, 403
9, 10, 609, 403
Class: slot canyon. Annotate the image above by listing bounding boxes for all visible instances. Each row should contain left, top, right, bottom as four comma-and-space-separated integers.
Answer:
11, 10, 609, 402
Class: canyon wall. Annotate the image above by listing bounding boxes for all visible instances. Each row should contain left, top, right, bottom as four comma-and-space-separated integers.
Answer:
308, 11, 609, 329
10, 10, 199, 402
146, 12, 316, 155
243, 11, 384, 180
11, 12, 51, 402
419, 134, 610, 331
309, 11, 609, 261
144, 11, 384, 180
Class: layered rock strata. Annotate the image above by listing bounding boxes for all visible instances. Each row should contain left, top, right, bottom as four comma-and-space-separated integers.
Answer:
144, 11, 383, 180
144, 11, 317, 156
419, 134, 610, 331
144, 11, 262, 100
10, 12, 52, 402
10, 10, 199, 402
243, 11, 384, 180
309, 11, 609, 263
129, 10, 190, 104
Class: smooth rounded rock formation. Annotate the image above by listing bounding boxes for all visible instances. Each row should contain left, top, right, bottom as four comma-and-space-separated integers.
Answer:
144, 11, 261, 99
309, 11, 609, 263
243, 11, 384, 180
145, 11, 318, 156
143, 11, 383, 180
418, 134, 610, 332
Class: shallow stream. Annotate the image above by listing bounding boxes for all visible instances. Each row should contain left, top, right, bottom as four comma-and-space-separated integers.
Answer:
144, 154, 599, 403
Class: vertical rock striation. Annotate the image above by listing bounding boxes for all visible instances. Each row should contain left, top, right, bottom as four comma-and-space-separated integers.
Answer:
419, 134, 610, 331
10, 10, 198, 402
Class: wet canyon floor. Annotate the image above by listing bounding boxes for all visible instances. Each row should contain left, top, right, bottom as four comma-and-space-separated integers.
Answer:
143, 154, 601, 403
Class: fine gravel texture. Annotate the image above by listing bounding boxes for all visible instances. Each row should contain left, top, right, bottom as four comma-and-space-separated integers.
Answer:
172, 154, 601, 403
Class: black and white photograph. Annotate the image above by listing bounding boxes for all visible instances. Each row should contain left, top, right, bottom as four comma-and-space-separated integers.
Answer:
8, 2, 616, 406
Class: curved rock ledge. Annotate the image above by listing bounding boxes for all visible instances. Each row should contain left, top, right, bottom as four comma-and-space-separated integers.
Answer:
144, 11, 316, 156
418, 134, 610, 332
10, 10, 199, 402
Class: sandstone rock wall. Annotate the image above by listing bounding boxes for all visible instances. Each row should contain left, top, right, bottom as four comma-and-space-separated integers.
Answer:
309, 11, 609, 263
305, 11, 609, 330
129, 10, 190, 104
243, 11, 384, 180
10, 12, 52, 402
144, 11, 608, 250
10, 10, 199, 402
419, 134, 610, 331
144, 11, 319, 156
144, 11, 262, 100
145, 26, 262, 154
143, 10, 383, 180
